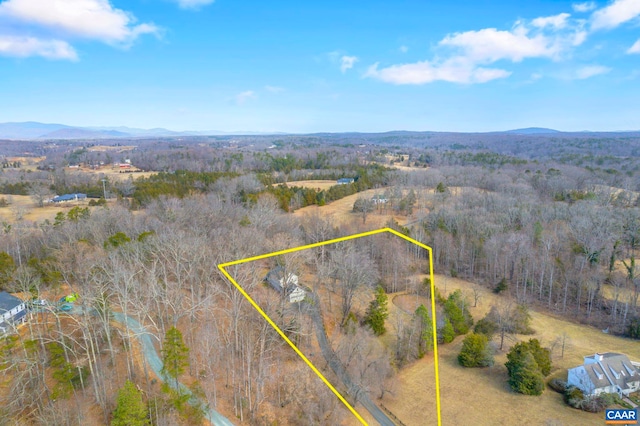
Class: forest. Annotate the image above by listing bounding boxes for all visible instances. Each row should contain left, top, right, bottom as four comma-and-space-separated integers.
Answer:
1, 131, 640, 425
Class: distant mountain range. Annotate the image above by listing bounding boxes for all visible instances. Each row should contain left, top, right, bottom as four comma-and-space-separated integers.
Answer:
0, 122, 285, 140
501, 127, 561, 135
0, 122, 637, 140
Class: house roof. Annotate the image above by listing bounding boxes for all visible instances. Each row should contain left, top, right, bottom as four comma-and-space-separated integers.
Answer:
265, 266, 285, 293
0, 292, 24, 312
52, 193, 86, 202
573, 353, 640, 392
265, 267, 304, 296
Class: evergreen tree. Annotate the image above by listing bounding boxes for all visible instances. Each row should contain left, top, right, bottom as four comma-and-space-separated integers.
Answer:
161, 326, 190, 390
444, 290, 473, 335
458, 333, 494, 367
414, 304, 433, 357
474, 317, 498, 339
112, 380, 149, 426
524, 338, 552, 376
505, 339, 551, 395
440, 318, 455, 344
507, 351, 545, 395
363, 286, 389, 336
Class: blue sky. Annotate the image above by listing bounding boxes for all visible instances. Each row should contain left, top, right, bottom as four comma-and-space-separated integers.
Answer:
0, 0, 639, 133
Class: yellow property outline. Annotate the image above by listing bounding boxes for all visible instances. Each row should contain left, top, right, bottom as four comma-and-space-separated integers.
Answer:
217, 227, 441, 426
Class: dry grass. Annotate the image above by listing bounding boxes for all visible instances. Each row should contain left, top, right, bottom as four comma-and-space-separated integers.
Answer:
87, 145, 137, 153
284, 180, 339, 190
292, 188, 406, 228
66, 166, 157, 181
379, 274, 640, 426
0, 194, 116, 224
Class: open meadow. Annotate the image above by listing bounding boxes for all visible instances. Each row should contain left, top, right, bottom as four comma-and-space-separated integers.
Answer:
375, 275, 640, 426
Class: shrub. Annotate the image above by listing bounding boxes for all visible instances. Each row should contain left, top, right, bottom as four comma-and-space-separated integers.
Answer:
494, 278, 508, 294
563, 386, 584, 408
458, 333, 494, 367
548, 378, 567, 393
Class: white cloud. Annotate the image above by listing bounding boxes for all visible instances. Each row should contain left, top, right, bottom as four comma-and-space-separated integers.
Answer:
439, 25, 571, 63
174, 0, 215, 9
0, 35, 77, 60
532, 13, 572, 29
340, 55, 358, 73
628, 39, 640, 53
399, 45, 409, 53
0, 0, 159, 45
365, 57, 511, 85
591, 0, 640, 30
573, 2, 597, 12
575, 64, 612, 78
368, 12, 591, 85
236, 90, 256, 105
265, 85, 285, 93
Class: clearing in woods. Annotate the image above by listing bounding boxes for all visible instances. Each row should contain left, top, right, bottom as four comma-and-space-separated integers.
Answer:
384, 275, 640, 425
218, 228, 442, 426
284, 180, 340, 190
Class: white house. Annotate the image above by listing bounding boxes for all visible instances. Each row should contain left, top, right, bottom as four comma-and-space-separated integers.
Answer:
371, 194, 388, 204
265, 267, 306, 303
567, 353, 640, 397
0, 292, 27, 335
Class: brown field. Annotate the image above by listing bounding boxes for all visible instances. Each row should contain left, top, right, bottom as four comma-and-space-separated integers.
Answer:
285, 180, 339, 190
0, 194, 114, 224
87, 145, 137, 152
378, 274, 640, 426
292, 188, 406, 228
66, 166, 157, 181
5, 156, 46, 165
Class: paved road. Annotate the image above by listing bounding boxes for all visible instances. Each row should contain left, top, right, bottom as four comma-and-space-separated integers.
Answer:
110, 311, 235, 426
62, 305, 234, 424
306, 293, 395, 426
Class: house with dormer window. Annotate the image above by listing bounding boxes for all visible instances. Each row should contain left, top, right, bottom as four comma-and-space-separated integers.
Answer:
0, 292, 26, 335
567, 353, 640, 397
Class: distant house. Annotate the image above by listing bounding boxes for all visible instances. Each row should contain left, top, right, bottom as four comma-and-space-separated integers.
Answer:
371, 194, 388, 204
567, 353, 640, 397
51, 193, 87, 203
0, 292, 27, 335
265, 266, 306, 303
337, 178, 355, 185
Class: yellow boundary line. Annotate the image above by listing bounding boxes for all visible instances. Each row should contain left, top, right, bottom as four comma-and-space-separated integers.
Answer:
217, 227, 441, 426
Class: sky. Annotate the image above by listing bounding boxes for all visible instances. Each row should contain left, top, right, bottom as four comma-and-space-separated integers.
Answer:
0, 0, 639, 133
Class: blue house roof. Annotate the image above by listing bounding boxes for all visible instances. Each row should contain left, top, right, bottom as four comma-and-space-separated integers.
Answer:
52, 193, 87, 202
0, 291, 23, 312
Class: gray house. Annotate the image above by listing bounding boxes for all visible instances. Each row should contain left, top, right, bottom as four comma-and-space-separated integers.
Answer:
0, 292, 27, 335
265, 267, 305, 303
567, 352, 640, 397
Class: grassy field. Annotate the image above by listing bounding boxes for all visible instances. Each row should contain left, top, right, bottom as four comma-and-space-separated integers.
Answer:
0, 194, 115, 224
67, 166, 157, 182
284, 180, 339, 190
292, 188, 405, 228
374, 274, 640, 426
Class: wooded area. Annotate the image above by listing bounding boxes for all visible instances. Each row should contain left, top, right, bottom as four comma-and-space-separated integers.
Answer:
1, 131, 640, 425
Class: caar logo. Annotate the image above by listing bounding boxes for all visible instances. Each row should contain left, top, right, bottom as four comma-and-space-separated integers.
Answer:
606, 409, 638, 425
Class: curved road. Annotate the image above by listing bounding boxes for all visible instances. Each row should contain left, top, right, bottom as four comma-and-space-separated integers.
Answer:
104, 311, 234, 426
61, 305, 234, 424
